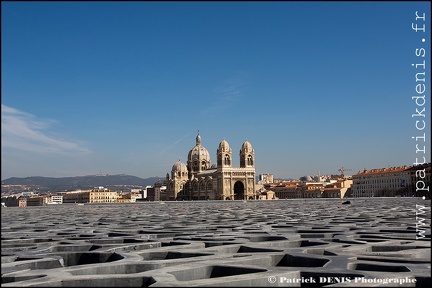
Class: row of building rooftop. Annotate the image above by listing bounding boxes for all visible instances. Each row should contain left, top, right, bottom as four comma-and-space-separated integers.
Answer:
2, 163, 429, 207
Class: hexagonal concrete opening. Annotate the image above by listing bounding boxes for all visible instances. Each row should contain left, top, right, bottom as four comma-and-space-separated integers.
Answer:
348, 263, 411, 272
237, 246, 284, 253
274, 254, 330, 267
204, 241, 242, 248
170, 265, 267, 281
242, 235, 288, 242
371, 245, 422, 252
298, 240, 327, 247
141, 251, 213, 260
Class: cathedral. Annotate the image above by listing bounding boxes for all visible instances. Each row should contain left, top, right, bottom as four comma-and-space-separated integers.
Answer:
165, 132, 256, 200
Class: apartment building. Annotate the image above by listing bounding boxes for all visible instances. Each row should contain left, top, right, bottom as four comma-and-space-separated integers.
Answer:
352, 163, 430, 197
63, 187, 118, 203
262, 178, 352, 199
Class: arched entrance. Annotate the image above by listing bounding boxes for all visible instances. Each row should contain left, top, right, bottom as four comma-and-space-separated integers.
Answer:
234, 181, 245, 200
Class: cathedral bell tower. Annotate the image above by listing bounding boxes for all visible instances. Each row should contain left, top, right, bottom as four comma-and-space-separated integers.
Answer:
217, 139, 232, 169
240, 140, 254, 168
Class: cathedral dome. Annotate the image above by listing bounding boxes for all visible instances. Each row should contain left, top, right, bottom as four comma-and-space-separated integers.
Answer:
188, 145, 210, 161
187, 132, 211, 172
172, 160, 187, 173
241, 140, 253, 152
218, 139, 230, 152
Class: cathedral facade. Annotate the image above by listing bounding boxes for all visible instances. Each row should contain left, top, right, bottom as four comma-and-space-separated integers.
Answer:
166, 133, 256, 200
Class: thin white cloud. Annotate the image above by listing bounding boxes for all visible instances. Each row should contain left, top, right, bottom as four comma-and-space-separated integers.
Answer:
160, 132, 190, 155
200, 72, 249, 116
1, 104, 91, 154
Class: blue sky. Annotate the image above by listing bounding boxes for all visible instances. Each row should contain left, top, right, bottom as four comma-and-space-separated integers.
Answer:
2, 1, 431, 180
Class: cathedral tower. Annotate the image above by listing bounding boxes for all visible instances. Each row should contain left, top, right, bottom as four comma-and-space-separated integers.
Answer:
240, 140, 255, 168
217, 139, 232, 169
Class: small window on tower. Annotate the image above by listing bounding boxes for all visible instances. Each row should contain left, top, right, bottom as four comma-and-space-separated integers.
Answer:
247, 155, 253, 166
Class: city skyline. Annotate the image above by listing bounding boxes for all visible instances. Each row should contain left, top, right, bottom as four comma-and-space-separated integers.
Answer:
2, 1, 431, 181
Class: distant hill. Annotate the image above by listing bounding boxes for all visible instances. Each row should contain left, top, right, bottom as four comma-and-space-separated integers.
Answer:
1, 174, 164, 194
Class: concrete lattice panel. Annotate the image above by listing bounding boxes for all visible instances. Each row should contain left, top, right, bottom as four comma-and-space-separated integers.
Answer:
1, 198, 430, 287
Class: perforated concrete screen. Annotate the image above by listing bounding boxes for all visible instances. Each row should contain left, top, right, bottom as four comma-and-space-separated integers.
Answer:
1, 198, 430, 287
